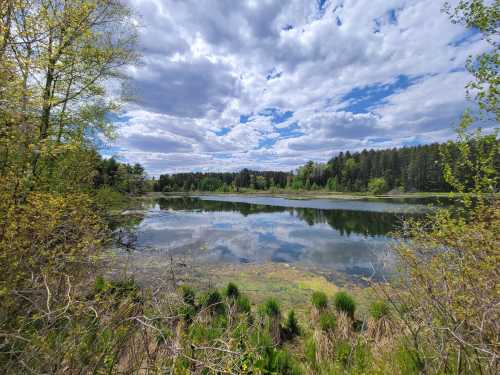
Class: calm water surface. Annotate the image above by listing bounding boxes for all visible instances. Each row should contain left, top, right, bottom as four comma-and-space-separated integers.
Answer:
130, 195, 434, 281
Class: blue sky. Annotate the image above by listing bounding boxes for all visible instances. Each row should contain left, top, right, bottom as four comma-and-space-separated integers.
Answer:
109, 0, 490, 176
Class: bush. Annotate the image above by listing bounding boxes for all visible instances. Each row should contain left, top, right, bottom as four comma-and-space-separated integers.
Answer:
333, 292, 356, 318
368, 177, 387, 195
369, 300, 390, 320
311, 291, 328, 310
94, 186, 127, 210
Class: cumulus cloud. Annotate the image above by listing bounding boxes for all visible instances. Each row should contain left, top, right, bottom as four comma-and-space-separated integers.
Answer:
107, 0, 491, 175
131, 58, 240, 117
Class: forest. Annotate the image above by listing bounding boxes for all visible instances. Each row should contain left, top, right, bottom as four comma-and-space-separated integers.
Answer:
154, 141, 497, 194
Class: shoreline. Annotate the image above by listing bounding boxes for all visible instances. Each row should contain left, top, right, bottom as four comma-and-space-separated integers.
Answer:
150, 190, 458, 201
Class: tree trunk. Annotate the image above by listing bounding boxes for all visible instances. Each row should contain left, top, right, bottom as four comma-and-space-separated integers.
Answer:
40, 32, 54, 140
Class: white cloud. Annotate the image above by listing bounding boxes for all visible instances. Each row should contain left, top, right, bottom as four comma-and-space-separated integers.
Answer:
107, 0, 491, 175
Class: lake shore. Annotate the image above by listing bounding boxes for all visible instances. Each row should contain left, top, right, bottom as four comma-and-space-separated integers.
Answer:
148, 190, 456, 201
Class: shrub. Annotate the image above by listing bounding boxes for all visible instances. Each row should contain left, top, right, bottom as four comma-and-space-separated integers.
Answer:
368, 177, 387, 195
311, 291, 328, 310
225, 282, 240, 299
94, 186, 127, 210
369, 300, 390, 320
333, 292, 356, 318
318, 312, 336, 332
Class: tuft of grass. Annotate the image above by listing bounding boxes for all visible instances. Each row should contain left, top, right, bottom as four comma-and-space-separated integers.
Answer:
200, 289, 225, 315
225, 282, 240, 299
333, 291, 356, 318
311, 291, 328, 310
284, 310, 300, 338
369, 300, 391, 320
179, 285, 196, 306
318, 311, 336, 332
237, 295, 251, 313
263, 298, 281, 317
304, 337, 317, 367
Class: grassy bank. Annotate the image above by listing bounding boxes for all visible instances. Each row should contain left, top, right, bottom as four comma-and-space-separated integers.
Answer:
158, 189, 457, 200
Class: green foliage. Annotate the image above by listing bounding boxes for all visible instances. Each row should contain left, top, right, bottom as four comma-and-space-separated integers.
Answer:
94, 186, 128, 210
262, 298, 281, 317
200, 289, 225, 315
335, 341, 352, 367
333, 292, 356, 318
225, 282, 240, 299
272, 349, 302, 375
155, 141, 465, 194
444, 0, 499, 121
180, 285, 196, 306
368, 177, 388, 195
318, 311, 337, 332
394, 342, 424, 375
311, 291, 328, 310
237, 295, 251, 314
94, 158, 148, 195
326, 176, 339, 191
369, 300, 391, 320
291, 178, 304, 190
254, 345, 302, 375
199, 176, 223, 191
304, 337, 317, 366
283, 310, 300, 338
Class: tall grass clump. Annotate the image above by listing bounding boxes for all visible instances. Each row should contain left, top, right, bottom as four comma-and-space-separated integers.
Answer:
318, 312, 336, 333
369, 300, 390, 320
311, 291, 328, 311
225, 282, 240, 299
283, 310, 300, 339
261, 298, 282, 344
333, 291, 356, 319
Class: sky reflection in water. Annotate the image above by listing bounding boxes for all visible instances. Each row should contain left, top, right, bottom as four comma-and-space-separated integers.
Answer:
133, 196, 428, 280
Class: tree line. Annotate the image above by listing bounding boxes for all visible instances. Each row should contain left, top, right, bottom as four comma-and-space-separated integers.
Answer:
155, 141, 498, 194
94, 156, 147, 195
155, 169, 290, 192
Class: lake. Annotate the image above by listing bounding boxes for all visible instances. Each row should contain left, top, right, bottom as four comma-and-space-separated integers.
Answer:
127, 195, 434, 284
